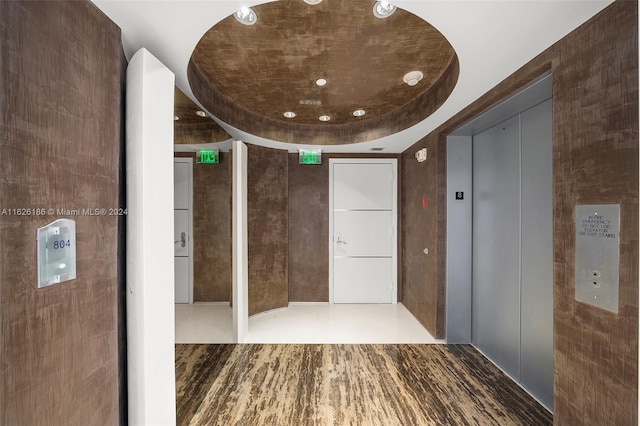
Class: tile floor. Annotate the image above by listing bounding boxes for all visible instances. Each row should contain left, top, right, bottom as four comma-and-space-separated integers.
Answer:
175, 303, 233, 344
175, 302, 441, 344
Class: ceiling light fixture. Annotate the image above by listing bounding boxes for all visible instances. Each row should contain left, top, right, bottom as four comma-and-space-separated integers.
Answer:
353, 109, 366, 117
196, 110, 207, 117
315, 78, 327, 87
234, 7, 257, 25
373, 1, 396, 18
403, 70, 424, 86
319, 115, 331, 122
303, 0, 323, 4
283, 111, 296, 118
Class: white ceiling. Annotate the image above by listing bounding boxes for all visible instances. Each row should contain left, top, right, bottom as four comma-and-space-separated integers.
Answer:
92, 0, 613, 153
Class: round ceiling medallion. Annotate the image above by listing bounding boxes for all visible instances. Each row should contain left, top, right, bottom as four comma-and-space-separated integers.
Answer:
189, 0, 459, 145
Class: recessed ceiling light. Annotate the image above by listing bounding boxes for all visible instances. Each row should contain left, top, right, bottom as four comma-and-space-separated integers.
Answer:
174, 116, 180, 121
403, 70, 424, 86
353, 109, 366, 117
234, 7, 257, 25
373, 1, 396, 18
319, 115, 331, 122
283, 111, 296, 118
315, 78, 327, 87
303, 0, 323, 4
196, 110, 207, 117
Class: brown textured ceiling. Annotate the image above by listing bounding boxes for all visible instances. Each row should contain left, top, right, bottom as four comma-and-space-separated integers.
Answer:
174, 87, 231, 144
188, 0, 458, 145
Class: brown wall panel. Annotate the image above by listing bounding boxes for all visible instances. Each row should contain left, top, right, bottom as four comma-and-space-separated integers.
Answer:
0, 1, 122, 424
174, 123, 231, 145
175, 152, 232, 302
193, 152, 232, 302
402, 1, 638, 423
401, 137, 444, 337
288, 153, 402, 303
550, 2, 638, 422
288, 156, 329, 302
247, 145, 289, 315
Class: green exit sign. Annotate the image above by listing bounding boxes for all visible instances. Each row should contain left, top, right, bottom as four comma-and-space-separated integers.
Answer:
299, 150, 322, 165
197, 149, 219, 164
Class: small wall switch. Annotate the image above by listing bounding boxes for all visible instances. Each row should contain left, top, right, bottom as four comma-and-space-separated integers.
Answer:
415, 148, 427, 162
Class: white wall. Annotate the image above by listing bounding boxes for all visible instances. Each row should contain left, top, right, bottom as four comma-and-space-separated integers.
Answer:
126, 48, 176, 425
232, 140, 249, 343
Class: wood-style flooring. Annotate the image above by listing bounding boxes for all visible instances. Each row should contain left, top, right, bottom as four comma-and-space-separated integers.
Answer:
176, 344, 552, 426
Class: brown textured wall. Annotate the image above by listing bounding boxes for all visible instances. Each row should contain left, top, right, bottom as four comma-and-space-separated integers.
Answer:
288, 156, 329, 302
402, 1, 638, 423
550, 2, 637, 422
247, 145, 289, 315
175, 152, 232, 302
0, 1, 122, 424
288, 153, 402, 303
174, 123, 231, 145
401, 137, 446, 337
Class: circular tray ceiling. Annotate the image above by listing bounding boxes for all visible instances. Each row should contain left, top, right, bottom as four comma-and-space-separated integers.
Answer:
189, 0, 459, 145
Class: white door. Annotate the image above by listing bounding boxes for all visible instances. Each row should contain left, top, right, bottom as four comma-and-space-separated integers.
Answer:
174, 158, 193, 304
329, 159, 397, 303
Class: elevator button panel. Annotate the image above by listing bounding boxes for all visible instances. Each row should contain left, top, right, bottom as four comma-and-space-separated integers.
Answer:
37, 218, 76, 288
575, 204, 619, 313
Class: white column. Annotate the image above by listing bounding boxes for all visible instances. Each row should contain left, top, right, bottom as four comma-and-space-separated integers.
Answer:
125, 48, 176, 425
232, 140, 249, 343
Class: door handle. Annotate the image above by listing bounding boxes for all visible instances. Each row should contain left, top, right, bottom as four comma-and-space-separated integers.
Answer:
181, 232, 186, 248
336, 236, 347, 245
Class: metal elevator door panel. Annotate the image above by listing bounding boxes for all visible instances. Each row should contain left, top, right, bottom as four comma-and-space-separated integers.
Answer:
472, 114, 521, 379
520, 98, 553, 409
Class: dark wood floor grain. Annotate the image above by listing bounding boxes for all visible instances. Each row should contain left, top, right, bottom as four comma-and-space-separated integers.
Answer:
175, 344, 552, 426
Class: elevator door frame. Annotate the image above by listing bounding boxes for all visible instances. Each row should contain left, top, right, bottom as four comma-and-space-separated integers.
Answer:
445, 72, 553, 410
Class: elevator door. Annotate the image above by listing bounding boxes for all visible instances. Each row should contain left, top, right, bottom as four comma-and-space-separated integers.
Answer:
472, 114, 522, 378
472, 98, 553, 409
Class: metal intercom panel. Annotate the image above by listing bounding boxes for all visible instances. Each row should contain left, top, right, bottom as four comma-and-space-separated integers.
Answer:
575, 204, 620, 313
